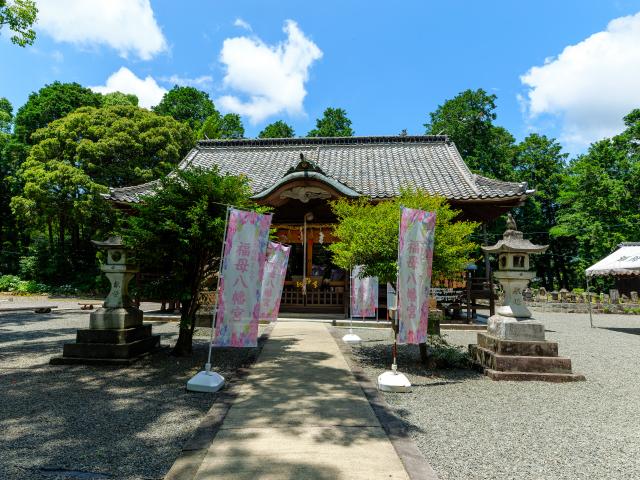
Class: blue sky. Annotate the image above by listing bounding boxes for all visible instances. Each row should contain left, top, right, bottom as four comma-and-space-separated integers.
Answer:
3, 0, 640, 155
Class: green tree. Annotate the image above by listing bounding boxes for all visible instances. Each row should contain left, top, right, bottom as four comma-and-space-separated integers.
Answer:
101, 91, 139, 107
0, 97, 12, 133
552, 111, 640, 282
512, 134, 572, 288
0, 0, 37, 47
122, 167, 263, 356
198, 112, 244, 140
10, 155, 108, 261
28, 105, 193, 187
259, 120, 295, 138
424, 89, 515, 179
308, 107, 354, 137
329, 190, 478, 285
14, 81, 103, 144
153, 86, 217, 130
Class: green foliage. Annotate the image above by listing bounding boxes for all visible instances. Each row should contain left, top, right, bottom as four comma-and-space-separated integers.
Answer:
308, 107, 354, 137
428, 334, 471, 369
0, 274, 48, 294
0, 97, 12, 133
101, 91, 139, 107
329, 190, 478, 285
425, 88, 515, 179
511, 134, 575, 288
153, 86, 217, 130
259, 120, 295, 138
14, 81, 103, 144
0, 0, 37, 47
121, 167, 264, 354
27, 105, 193, 187
198, 112, 244, 140
551, 111, 640, 280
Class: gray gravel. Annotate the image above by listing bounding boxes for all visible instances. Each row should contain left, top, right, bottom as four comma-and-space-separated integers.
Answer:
340, 312, 640, 480
0, 308, 265, 480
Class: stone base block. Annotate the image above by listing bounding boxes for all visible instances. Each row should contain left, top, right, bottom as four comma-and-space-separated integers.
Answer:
89, 307, 143, 330
477, 332, 558, 356
469, 345, 572, 374
484, 369, 586, 382
50, 322, 161, 366
487, 314, 545, 341
469, 331, 585, 382
76, 324, 152, 344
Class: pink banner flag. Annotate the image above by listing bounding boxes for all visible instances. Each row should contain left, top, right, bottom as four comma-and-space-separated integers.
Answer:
213, 209, 272, 347
259, 242, 291, 322
351, 265, 378, 317
397, 207, 436, 344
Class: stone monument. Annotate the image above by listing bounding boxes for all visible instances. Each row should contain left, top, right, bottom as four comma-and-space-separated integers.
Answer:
51, 237, 160, 365
469, 214, 584, 381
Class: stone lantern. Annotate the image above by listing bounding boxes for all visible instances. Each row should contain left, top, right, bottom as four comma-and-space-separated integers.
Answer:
468, 215, 584, 381
90, 236, 142, 329
483, 213, 548, 332
51, 237, 160, 365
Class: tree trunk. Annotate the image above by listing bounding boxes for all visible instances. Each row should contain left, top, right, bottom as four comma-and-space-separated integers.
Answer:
172, 327, 193, 356
419, 342, 428, 364
48, 220, 54, 251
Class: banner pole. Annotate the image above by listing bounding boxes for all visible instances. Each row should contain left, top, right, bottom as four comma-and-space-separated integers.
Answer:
205, 206, 231, 373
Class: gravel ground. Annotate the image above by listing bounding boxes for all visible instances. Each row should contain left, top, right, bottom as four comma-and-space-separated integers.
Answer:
339, 312, 640, 480
0, 307, 265, 480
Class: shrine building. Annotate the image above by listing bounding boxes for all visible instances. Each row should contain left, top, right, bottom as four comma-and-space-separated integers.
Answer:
106, 135, 532, 315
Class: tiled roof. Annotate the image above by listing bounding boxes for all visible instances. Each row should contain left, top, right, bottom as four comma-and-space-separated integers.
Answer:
105, 136, 530, 204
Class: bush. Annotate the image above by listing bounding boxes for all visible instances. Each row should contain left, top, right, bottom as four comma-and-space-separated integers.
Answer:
427, 334, 471, 369
0, 275, 49, 294
572, 288, 585, 294
0, 275, 21, 291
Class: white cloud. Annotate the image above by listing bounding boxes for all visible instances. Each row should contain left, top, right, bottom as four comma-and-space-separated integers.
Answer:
217, 20, 323, 123
90, 67, 167, 108
520, 12, 640, 149
160, 74, 214, 89
37, 0, 167, 60
234, 18, 252, 31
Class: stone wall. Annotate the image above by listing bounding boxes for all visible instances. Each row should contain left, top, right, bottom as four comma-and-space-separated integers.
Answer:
522, 287, 640, 314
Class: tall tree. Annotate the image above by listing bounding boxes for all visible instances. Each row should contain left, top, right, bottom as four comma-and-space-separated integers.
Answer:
26, 105, 193, 187
552, 110, 640, 281
0, 97, 12, 133
122, 167, 263, 356
424, 88, 515, 180
259, 120, 295, 138
153, 86, 217, 130
198, 112, 244, 140
101, 91, 139, 107
308, 107, 354, 137
0, 0, 37, 47
512, 134, 572, 288
14, 81, 103, 144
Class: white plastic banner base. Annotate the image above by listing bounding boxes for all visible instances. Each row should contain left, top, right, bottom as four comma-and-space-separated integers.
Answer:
186, 370, 225, 393
377, 370, 411, 392
342, 332, 362, 344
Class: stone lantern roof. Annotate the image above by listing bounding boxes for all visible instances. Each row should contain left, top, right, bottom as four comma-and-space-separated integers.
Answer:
481, 214, 548, 254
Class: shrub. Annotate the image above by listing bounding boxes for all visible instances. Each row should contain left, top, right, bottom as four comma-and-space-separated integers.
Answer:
0, 275, 21, 292
427, 334, 471, 369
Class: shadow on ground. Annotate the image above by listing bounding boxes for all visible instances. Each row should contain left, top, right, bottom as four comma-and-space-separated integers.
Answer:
0, 311, 264, 480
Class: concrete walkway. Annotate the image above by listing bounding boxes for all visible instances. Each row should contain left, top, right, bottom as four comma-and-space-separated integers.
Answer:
193, 321, 411, 480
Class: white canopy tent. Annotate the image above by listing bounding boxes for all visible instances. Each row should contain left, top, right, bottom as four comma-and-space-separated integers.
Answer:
585, 243, 640, 327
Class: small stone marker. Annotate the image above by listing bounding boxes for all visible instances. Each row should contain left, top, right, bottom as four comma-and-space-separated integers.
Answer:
631, 291, 639, 303
609, 289, 620, 304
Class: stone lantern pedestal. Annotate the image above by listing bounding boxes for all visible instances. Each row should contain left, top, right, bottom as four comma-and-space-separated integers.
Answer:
51, 237, 160, 365
469, 215, 584, 382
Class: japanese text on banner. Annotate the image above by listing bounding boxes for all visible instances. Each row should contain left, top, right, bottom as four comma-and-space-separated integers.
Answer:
213, 209, 272, 347
397, 207, 436, 344
351, 265, 378, 318
259, 242, 291, 322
